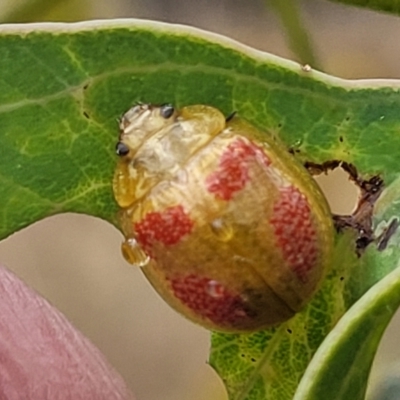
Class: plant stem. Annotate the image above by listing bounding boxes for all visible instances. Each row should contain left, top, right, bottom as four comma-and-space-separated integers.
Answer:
268, 0, 321, 70
0, 0, 66, 23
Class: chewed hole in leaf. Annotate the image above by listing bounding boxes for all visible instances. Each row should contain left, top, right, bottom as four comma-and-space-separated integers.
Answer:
311, 160, 388, 256
314, 167, 360, 215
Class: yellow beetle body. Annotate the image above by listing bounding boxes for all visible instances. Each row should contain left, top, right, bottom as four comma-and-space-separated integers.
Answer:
113, 104, 333, 333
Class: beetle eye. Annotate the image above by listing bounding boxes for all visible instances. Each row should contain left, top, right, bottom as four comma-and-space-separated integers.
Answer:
160, 104, 175, 119
116, 141, 130, 156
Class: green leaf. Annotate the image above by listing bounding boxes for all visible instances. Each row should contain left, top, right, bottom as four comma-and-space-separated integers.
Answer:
1, 20, 400, 400
327, 0, 400, 16
294, 266, 400, 400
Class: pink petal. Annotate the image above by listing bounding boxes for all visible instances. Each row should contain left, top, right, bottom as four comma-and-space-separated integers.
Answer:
0, 265, 135, 400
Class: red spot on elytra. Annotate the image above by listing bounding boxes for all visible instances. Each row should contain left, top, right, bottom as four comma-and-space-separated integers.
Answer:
205, 137, 270, 201
134, 205, 193, 256
170, 274, 251, 327
270, 186, 318, 282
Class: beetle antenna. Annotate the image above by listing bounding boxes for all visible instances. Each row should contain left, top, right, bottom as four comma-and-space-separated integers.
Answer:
225, 111, 237, 122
